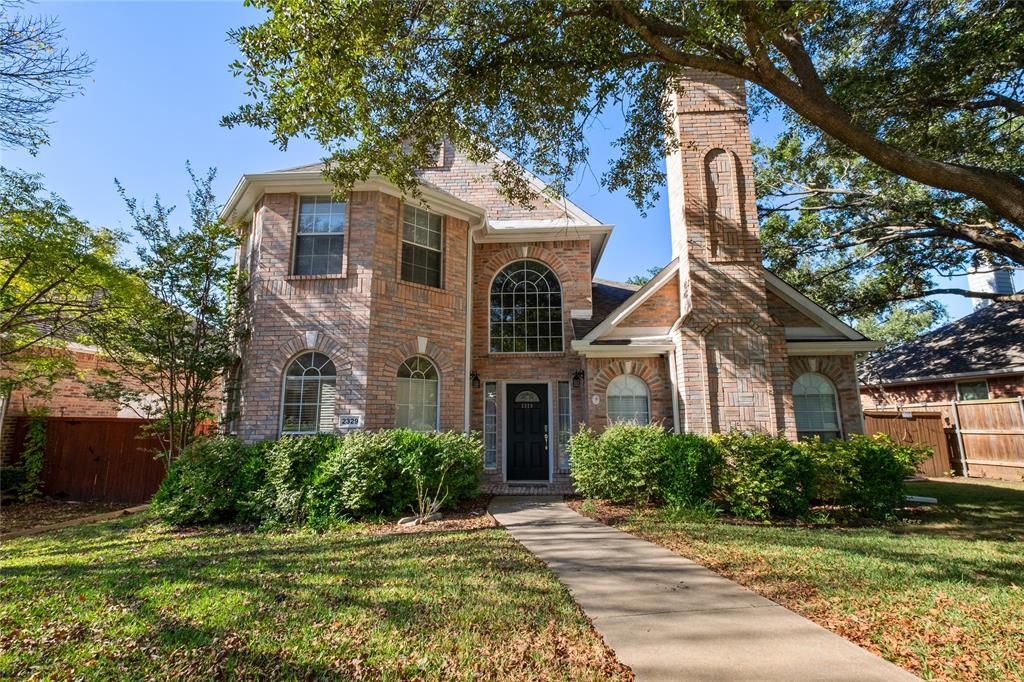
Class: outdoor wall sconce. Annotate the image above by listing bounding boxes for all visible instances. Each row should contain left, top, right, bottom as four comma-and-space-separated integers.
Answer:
470, 370, 481, 389
571, 369, 585, 389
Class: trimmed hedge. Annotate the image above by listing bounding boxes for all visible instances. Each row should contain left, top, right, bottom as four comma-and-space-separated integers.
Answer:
569, 425, 929, 521
153, 430, 482, 528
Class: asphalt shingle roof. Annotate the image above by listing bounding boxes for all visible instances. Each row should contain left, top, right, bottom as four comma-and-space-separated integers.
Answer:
572, 278, 641, 340
861, 302, 1024, 384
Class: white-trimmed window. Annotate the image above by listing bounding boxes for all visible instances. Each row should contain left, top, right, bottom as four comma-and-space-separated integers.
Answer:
294, 196, 346, 275
956, 380, 989, 401
397, 356, 440, 431
557, 381, 571, 470
483, 382, 497, 469
401, 205, 443, 288
607, 375, 650, 424
489, 260, 563, 353
793, 373, 842, 441
281, 352, 337, 434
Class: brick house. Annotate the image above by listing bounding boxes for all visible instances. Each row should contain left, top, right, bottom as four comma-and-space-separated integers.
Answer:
861, 301, 1024, 408
221, 70, 878, 494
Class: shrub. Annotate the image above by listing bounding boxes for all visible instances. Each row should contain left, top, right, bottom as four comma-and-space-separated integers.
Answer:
569, 423, 668, 504
153, 437, 264, 525
807, 434, 926, 519
662, 433, 724, 507
257, 434, 339, 524
0, 466, 26, 495
718, 432, 816, 520
305, 430, 482, 528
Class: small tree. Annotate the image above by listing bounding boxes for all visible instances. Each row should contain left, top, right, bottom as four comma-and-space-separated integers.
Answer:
88, 166, 246, 467
0, 167, 123, 447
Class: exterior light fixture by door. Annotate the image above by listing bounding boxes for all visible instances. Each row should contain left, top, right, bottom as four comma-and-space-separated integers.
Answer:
470, 370, 481, 389
571, 369, 585, 389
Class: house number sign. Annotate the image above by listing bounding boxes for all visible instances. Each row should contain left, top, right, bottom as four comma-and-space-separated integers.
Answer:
337, 414, 363, 429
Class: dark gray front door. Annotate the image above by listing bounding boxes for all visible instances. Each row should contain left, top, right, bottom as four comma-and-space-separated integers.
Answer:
506, 383, 549, 481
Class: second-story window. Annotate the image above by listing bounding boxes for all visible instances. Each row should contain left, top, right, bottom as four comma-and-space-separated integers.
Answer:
401, 205, 443, 288
294, 196, 346, 276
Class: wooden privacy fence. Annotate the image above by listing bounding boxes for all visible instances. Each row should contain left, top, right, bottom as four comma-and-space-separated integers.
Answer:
10, 417, 165, 503
864, 397, 1024, 480
863, 410, 957, 477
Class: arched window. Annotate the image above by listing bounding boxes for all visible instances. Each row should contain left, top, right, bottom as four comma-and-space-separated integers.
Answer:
607, 374, 650, 424
793, 373, 842, 441
397, 356, 439, 431
489, 260, 563, 353
281, 352, 336, 434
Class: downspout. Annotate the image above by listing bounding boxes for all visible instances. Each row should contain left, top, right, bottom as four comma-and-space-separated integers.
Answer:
464, 218, 484, 433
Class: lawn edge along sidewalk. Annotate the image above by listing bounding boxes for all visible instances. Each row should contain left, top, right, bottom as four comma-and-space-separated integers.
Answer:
490, 496, 919, 682
0, 504, 149, 541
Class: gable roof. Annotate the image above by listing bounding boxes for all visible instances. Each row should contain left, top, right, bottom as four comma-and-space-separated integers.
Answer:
572, 278, 641, 340
861, 302, 1024, 385
575, 260, 680, 344
761, 270, 866, 341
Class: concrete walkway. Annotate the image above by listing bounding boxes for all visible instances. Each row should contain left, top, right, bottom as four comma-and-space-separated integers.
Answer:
490, 496, 917, 682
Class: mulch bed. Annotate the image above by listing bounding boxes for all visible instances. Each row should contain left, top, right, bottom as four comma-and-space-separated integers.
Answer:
367, 494, 497, 535
0, 499, 133, 534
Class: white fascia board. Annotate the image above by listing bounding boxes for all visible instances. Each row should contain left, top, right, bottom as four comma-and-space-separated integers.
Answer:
478, 220, 613, 273
218, 172, 486, 225
862, 366, 1024, 387
763, 269, 865, 341
581, 259, 681, 343
571, 341, 676, 358
786, 340, 883, 355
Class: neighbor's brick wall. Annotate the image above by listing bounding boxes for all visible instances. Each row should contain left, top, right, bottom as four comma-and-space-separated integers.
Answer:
666, 69, 795, 438
790, 355, 864, 437
0, 348, 148, 463
861, 374, 1024, 408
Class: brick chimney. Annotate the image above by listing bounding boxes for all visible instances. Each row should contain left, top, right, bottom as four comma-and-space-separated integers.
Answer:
664, 69, 794, 437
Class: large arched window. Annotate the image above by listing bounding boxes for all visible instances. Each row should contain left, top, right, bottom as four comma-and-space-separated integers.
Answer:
607, 374, 650, 424
281, 352, 336, 434
397, 356, 439, 431
489, 260, 563, 353
793, 373, 842, 441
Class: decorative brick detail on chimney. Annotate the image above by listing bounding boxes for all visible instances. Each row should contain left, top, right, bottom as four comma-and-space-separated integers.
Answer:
665, 69, 795, 437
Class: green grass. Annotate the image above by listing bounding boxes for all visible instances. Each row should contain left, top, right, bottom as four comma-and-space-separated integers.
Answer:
0, 515, 628, 680
588, 480, 1024, 681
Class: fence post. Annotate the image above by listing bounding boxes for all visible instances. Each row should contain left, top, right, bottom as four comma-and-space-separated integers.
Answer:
951, 399, 968, 478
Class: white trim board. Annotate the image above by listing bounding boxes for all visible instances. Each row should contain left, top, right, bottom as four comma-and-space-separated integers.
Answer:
580, 259, 681, 343
763, 270, 865, 341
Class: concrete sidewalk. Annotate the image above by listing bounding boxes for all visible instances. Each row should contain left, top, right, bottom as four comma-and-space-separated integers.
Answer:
490, 496, 917, 682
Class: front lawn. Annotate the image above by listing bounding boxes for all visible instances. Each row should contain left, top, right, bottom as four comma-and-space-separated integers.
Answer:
573, 479, 1024, 682
0, 513, 629, 680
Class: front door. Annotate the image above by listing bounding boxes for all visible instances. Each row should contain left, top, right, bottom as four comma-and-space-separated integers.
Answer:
506, 383, 549, 481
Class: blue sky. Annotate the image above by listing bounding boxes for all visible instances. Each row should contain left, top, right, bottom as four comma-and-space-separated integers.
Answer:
3, 1, 990, 322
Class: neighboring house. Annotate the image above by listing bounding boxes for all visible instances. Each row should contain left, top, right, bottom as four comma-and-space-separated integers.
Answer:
861, 302, 1024, 408
220, 69, 879, 494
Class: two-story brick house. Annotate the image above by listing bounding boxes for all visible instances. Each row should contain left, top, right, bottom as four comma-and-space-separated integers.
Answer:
221, 70, 879, 494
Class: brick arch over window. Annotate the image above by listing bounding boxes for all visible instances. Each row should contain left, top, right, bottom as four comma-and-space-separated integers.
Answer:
479, 246, 574, 289
789, 355, 863, 438
588, 358, 672, 431
382, 338, 456, 381
274, 332, 352, 377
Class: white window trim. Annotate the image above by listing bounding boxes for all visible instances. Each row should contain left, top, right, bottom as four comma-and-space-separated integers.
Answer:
487, 259, 565, 355
291, 195, 349, 277
956, 379, 990, 401
400, 204, 445, 289
556, 380, 572, 472
793, 372, 844, 439
396, 355, 441, 431
279, 351, 337, 436
606, 374, 651, 424
483, 381, 498, 470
